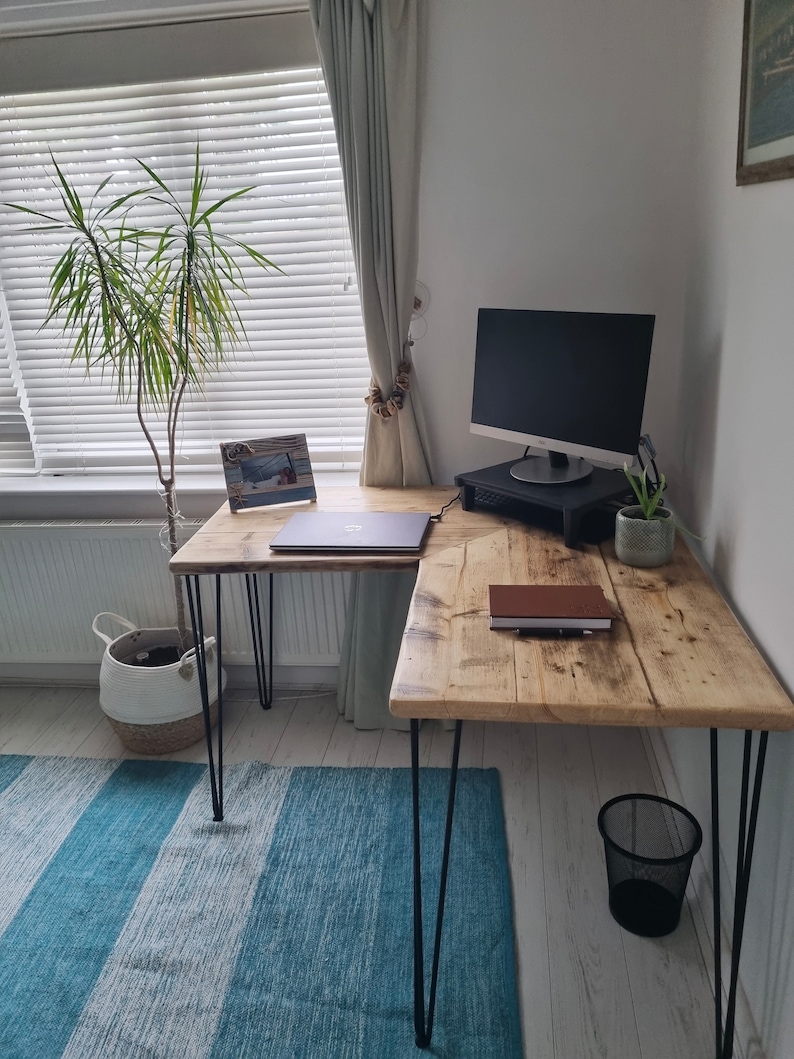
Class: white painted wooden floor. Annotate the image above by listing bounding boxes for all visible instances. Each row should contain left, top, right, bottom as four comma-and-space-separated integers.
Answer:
0, 684, 716, 1058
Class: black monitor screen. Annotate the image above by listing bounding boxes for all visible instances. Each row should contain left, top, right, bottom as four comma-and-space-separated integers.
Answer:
471, 308, 655, 460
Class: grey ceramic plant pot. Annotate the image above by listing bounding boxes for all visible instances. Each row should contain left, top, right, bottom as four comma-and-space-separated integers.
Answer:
614, 506, 675, 568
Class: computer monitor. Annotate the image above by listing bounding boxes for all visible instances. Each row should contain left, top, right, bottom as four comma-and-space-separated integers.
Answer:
470, 308, 655, 484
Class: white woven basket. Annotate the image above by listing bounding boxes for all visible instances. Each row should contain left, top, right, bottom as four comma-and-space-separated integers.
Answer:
92, 612, 226, 726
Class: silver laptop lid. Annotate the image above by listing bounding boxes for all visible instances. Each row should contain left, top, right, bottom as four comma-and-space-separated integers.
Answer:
269, 511, 432, 553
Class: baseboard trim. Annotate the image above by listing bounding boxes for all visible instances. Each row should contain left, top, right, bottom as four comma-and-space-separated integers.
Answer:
641, 728, 760, 1059
0, 662, 339, 691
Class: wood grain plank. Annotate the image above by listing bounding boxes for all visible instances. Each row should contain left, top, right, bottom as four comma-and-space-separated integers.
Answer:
0, 685, 39, 724
269, 691, 338, 766
392, 523, 794, 731
483, 721, 553, 1059
25, 687, 105, 757
588, 726, 715, 1059
222, 695, 298, 765
445, 530, 520, 708
170, 488, 510, 575
0, 686, 84, 754
604, 542, 793, 727
393, 528, 654, 723
374, 725, 432, 768
393, 542, 464, 712
74, 714, 127, 759
538, 724, 641, 1059
427, 719, 485, 769
322, 714, 382, 767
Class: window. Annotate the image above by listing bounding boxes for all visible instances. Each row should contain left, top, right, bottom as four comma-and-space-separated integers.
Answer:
0, 19, 368, 477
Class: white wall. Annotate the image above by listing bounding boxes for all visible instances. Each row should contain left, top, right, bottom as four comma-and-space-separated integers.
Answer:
675, 0, 794, 694
665, 1, 794, 1055
413, 0, 702, 486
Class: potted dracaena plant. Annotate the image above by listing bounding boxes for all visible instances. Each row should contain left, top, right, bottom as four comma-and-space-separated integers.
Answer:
5, 148, 278, 752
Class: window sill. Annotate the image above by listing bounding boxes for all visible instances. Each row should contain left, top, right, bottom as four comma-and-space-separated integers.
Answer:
0, 470, 360, 521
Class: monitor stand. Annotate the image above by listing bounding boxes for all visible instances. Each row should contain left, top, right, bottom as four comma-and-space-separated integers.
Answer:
454, 460, 630, 547
510, 450, 593, 485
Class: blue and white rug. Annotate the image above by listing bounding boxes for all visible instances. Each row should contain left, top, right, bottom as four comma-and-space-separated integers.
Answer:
0, 755, 521, 1058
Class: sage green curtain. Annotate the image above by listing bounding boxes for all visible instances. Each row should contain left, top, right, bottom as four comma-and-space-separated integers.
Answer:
310, 0, 431, 729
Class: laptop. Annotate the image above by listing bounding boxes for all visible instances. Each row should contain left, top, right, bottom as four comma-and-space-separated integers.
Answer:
269, 510, 432, 553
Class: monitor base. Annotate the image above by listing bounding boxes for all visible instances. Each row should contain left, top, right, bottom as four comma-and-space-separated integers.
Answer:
510, 455, 593, 485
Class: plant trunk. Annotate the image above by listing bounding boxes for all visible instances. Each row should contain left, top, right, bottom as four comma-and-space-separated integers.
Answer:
163, 480, 188, 650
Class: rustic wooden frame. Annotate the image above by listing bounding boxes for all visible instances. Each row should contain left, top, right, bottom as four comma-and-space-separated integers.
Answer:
219, 432, 316, 512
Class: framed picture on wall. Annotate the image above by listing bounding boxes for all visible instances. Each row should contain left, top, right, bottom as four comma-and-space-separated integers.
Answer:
220, 433, 317, 512
737, 0, 794, 184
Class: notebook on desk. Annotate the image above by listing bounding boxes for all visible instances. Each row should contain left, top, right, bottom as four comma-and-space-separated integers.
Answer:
269, 510, 433, 553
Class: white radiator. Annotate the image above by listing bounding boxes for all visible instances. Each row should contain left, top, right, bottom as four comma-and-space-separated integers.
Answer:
0, 520, 350, 672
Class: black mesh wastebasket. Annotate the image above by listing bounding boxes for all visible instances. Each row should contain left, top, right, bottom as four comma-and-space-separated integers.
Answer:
597, 793, 702, 938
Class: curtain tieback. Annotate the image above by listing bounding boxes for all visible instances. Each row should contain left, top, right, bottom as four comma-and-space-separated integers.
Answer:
365, 360, 412, 418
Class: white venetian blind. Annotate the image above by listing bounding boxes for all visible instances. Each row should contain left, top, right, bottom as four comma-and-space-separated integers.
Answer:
0, 286, 35, 471
0, 64, 368, 475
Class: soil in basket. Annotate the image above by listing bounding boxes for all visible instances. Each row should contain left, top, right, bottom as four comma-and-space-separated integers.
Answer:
130, 645, 181, 667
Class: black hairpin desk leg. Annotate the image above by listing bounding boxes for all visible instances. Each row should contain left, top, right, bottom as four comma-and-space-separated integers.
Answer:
710, 728, 769, 1059
185, 574, 224, 822
245, 572, 274, 710
411, 718, 462, 1049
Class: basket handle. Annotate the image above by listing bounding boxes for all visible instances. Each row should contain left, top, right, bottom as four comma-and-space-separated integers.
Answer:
178, 637, 216, 680
92, 612, 138, 647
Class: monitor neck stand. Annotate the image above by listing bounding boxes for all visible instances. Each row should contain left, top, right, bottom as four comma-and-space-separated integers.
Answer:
510, 450, 593, 485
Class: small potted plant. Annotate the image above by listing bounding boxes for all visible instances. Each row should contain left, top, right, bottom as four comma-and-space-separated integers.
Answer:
615, 465, 676, 568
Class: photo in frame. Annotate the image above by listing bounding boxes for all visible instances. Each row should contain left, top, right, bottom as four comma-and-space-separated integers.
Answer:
220, 433, 317, 512
737, 0, 794, 184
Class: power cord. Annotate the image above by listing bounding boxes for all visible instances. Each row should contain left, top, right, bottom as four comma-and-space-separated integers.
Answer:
636, 434, 662, 496
430, 491, 461, 521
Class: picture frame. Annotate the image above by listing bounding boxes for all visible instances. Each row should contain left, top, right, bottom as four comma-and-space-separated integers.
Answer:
737, 0, 794, 185
220, 433, 317, 512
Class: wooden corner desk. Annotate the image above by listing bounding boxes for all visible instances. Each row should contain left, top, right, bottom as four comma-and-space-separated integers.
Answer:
170, 486, 794, 1059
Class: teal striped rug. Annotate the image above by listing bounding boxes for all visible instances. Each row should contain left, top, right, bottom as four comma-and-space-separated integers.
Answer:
0, 755, 521, 1059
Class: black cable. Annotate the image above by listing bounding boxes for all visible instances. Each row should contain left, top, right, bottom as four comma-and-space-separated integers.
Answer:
638, 435, 661, 495
430, 492, 461, 521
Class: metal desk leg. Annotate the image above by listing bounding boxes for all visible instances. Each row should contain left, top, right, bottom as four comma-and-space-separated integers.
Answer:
245, 572, 274, 710
710, 728, 769, 1059
411, 718, 463, 1049
185, 574, 224, 822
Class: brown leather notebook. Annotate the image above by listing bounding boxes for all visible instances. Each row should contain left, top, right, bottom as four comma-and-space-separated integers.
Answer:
488, 584, 612, 629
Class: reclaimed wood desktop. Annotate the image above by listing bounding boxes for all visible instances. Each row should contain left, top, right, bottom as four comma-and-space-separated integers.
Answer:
169, 485, 504, 575
390, 519, 792, 732
171, 486, 794, 1059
